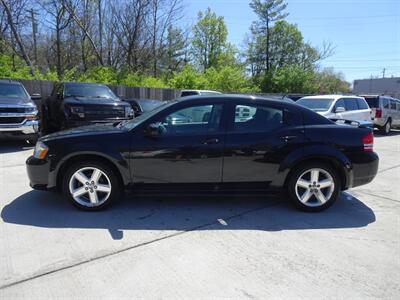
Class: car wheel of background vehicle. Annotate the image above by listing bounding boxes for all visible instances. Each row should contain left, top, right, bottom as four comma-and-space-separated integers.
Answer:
62, 160, 122, 211
381, 119, 391, 135
287, 162, 340, 212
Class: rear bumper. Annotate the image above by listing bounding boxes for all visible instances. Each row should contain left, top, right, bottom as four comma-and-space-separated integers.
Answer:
349, 152, 379, 188
0, 120, 39, 135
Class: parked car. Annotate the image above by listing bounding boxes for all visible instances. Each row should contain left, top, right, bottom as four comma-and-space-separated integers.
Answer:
361, 95, 400, 135
297, 95, 372, 123
0, 80, 41, 142
179, 89, 221, 97
26, 95, 378, 212
123, 98, 164, 116
42, 82, 134, 133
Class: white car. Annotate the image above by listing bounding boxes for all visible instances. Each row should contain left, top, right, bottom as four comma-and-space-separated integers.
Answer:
297, 95, 372, 122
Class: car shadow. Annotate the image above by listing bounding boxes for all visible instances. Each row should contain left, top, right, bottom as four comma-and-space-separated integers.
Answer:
374, 128, 400, 138
1, 190, 375, 240
0, 138, 34, 154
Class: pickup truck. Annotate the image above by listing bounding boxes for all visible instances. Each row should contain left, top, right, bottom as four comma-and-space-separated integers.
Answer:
0, 80, 40, 143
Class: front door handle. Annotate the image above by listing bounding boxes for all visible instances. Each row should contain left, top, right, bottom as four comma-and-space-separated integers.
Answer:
202, 138, 219, 145
280, 135, 297, 142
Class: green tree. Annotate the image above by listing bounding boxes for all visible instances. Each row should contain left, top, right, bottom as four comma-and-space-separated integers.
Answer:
270, 65, 316, 93
191, 7, 229, 71
316, 68, 351, 93
250, 0, 288, 73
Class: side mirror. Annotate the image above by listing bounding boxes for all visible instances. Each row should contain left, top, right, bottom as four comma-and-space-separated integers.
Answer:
56, 92, 62, 100
31, 93, 41, 100
335, 106, 345, 113
145, 123, 163, 137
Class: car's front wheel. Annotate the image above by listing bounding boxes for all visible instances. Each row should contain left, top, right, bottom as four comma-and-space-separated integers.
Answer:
62, 161, 122, 211
288, 163, 340, 212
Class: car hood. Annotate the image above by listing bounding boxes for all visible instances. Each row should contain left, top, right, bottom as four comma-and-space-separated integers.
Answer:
0, 96, 32, 106
64, 96, 129, 107
40, 122, 126, 142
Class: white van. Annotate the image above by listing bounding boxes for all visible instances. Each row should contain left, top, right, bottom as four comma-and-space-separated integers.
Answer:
362, 95, 400, 135
297, 95, 372, 122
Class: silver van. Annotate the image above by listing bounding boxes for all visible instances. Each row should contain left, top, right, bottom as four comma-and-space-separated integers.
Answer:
362, 95, 400, 135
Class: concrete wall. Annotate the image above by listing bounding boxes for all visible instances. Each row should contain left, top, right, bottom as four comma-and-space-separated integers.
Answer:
353, 77, 400, 99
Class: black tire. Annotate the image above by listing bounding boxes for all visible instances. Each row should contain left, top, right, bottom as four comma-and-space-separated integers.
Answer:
380, 119, 391, 135
62, 160, 122, 211
287, 162, 341, 212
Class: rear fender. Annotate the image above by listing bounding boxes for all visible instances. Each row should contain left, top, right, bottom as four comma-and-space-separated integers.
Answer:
272, 145, 352, 189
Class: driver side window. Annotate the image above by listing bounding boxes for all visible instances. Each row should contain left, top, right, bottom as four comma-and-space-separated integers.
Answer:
334, 99, 346, 111
158, 104, 223, 135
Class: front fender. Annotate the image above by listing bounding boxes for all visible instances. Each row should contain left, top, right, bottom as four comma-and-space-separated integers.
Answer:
48, 144, 130, 188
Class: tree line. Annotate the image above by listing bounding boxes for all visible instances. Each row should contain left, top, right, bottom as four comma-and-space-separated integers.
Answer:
0, 0, 350, 94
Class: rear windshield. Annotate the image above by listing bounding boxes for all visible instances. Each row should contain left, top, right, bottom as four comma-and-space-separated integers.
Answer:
0, 83, 29, 100
364, 97, 379, 108
296, 98, 334, 112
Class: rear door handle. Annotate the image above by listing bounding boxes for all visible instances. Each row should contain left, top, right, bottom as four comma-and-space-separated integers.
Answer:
280, 135, 297, 142
202, 138, 219, 145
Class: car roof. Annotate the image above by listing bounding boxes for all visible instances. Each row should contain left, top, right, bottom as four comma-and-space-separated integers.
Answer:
300, 94, 364, 100
181, 89, 221, 94
0, 79, 22, 85
177, 94, 301, 108
63, 81, 108, 86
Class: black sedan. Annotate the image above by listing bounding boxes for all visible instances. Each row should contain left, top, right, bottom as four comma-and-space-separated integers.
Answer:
26, 95, 379, 212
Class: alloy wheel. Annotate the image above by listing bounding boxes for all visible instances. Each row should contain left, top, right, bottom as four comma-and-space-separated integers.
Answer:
68, 167, 112, 207
295, 168, 335, 207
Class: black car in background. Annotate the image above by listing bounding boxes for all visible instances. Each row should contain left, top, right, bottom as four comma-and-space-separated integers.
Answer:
42, 82, 133, 132
0, 80, 41, 142
27, 95, 378, 212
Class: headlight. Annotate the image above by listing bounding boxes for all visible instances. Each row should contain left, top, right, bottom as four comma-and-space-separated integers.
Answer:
33, 142, 49, 159
125, 106, 134, 118
70, 106, 85, 118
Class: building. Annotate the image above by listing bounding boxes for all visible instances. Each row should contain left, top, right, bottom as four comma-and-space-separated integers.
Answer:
353, 77, 400, 99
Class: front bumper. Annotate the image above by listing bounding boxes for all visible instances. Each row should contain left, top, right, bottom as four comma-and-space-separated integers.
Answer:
65, 118, 130, 129
0, 120, 39, 135
26, 156, 52, 190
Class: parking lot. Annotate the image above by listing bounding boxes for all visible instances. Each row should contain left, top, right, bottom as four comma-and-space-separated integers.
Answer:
0, 132, 399, 299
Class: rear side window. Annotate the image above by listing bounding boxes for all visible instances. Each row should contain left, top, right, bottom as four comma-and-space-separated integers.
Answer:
232, 104, 283, 132
364, 97, 379, 108
356, 98, 369, 109
382, 98, 390, 109
344, 98, 358, 111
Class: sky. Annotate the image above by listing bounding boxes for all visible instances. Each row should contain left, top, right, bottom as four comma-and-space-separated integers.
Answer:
182, 0, 400, 84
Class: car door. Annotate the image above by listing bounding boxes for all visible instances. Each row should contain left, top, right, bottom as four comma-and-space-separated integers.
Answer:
130, 101, 226, 183
343, 97, 360, 121
356, 97, 372, 121
222, 101, 305, 184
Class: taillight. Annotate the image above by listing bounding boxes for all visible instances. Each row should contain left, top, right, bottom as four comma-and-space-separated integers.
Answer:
363, 132, 374, 152
375, 108, 382, 118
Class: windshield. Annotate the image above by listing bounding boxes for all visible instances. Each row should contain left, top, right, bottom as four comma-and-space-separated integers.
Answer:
121, 101, 175, 130
297, 98, 334, 112
0, 83, 29, 100
64, 83, 117, 99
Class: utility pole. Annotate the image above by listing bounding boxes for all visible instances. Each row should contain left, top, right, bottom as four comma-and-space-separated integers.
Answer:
382, 68, 386, 78
28, 9, 38, 66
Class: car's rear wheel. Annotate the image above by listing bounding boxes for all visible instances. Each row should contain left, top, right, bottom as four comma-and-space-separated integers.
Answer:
288, 163, 340, 212
381, 119, 391, 135
62, 161, 121, 211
